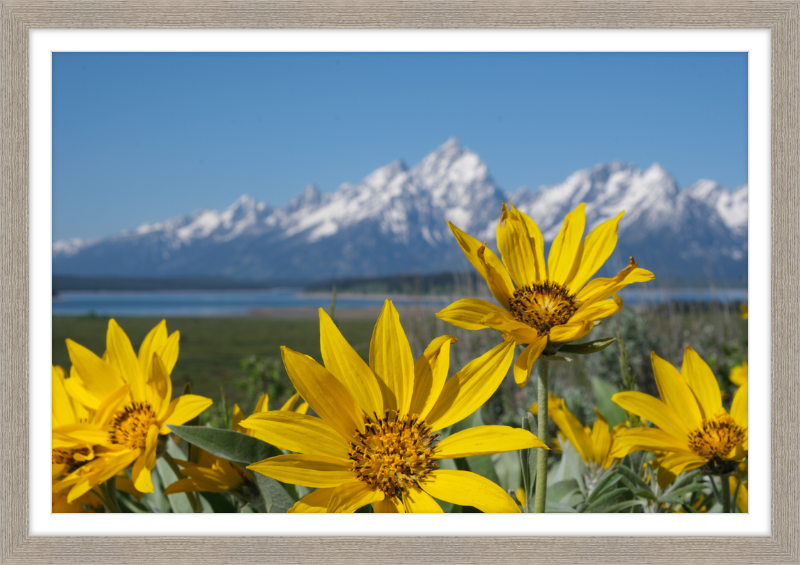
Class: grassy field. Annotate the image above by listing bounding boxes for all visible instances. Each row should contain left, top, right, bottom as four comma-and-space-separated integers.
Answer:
52, 315, 375, 411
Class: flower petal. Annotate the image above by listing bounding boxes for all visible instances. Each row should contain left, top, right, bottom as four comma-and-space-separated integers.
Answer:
93, 384, 131, 427
612, 391, 690, 439
681, 346, 723, 420
551, 405, 594, 461
731, 383, 748, 448
160, 394, 213, 433
609, 427, 694, 458
319, 308, 384, 415
513, 337, 547, 387
655, 452, 707, 488
403, 487, 443, 513
52, 423, 111, 447
566, 211, 624, 293
132, 425, 160, 493
570, 294, 623, 324
369, 300, 415, 414
448, 221, 514, 309
497, 202, 539, 287
549, 321, 593, 344
547, 203, 586, 285
106, 319, 146, 402
137, 320, 168, 377
480, 311, 540, 344
591, 410, 612, 468
650, 352, 702, 430
409, 335, 455, 420
280, 346, 364, 441
433, 425, 546, 459
248, 454, 353, 488
435, 299, 507, 331
289, 487, 336, 513
52, 366, 76, 427
327, 481, 384, 513
66, 339, 125, 399
420, 469, 519, 513
239, 411, 350, 460
374, 496, 405, 513
516, 203, 548, 281
730, 362, 748, 387
576, 258, 654, 307
426, 340, 515, 432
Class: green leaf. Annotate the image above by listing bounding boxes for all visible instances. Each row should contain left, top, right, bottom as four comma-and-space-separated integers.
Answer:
252, 473, 295, 513
545, 501, 578, 513
602, 499, 644, 513
139, 465, 171, 513
547, 479, 580, 505
168, 425, 281, 468
156, 441, 196, 513
587, 471, 623, 502
558, 337, 616, 355
199, 492, 236, 513
590, 378, 628, 427
616, 464, 652, 492
583, 488, 629, 512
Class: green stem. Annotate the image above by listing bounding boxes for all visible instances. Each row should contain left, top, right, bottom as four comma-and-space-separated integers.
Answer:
99, 476, 122, 513
534, 359, 550, 513
720, 475, 732, 513
731, 478, 743, 513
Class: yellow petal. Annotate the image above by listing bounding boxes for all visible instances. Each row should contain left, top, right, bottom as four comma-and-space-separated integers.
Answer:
420, 470, 519, 513
106, 319, 146, 402
231, 404, 246, 433
547, 203, 586, 285
132, 425, 160, 493
160, 394, 213, 432
480, 311, 540, 344
576, 258, 654, 307
148, 353, 172, 416
163, 478, 204, 496
609, 427, 693, 458
409, 335, 455, 420
254, 393, 271, 413
247, 454, 353, 488
448, 221, 514, 309
612, 391, 689, 439
730, 477, 748, 513
374, 496, 405, 513
403, 487, 443, 513
369, 300, 415, 414
52, 423, 110, 446
651, 352, 702, 430
433, 425, 546, 459
156, 330, 180, 376
656, 452, 707, 488
281, 346, 364, 440
319, 308, 383, 415
681, 346, 722, 420
295, 402, 309, 415
513, 337, 547, 387
436, 299, 508, 331
591, 410, 612, 468
566, 211, 624, 293
327, 481, 384, 513
93, 384, 131, 427
426, 340, 515, 431
52, 366, 75, 427
63, 375, 102, 411
548, 321, 593, 344
497, 202, 539, 287
515, 203, 548, 281
137, 320, 167, 377
551, 405, 594, 461
239, 411, 351, 460
731, 383, 748, 447
289, 487, 336, 513
66, 339, 125, 398
570, 294, 623, 324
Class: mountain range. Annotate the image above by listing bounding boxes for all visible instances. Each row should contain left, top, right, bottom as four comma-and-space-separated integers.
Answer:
53, 138, 748, 283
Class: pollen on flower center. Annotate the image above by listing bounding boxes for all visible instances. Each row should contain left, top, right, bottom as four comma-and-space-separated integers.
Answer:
109, 401, 159, 450
509, 281, 579, 336
687, 416, 746, 460
348, 410, 440, 499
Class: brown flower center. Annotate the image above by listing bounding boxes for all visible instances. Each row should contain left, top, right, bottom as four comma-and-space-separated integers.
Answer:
348, 410, 439, 499
688, 415, 746, 461
509, 280, 579, 336
52, 447, 92, 468
109, 401, 159, 450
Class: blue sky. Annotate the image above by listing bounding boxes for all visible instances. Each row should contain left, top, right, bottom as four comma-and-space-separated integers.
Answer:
53, 52, 747, 241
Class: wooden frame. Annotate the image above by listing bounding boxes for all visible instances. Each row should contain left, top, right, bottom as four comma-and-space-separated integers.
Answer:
2, 1, 797, 563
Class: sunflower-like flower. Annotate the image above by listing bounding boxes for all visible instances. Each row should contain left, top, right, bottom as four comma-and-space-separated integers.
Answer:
611, 347, 748, 487
52, 366, 95, 478
550, 405, 624, 472
165, 391, 308, 497
730, 362, 748, 387
53, 320, 212, 499
241, 301, 546, 513
437, 203, 654, 385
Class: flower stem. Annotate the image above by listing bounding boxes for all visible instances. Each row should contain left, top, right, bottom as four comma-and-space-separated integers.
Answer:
534, 358, 550, 513
99, 476, 122, 513
720, 475, 732, 513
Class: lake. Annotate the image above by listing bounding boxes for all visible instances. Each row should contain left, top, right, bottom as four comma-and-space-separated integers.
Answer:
52, 288, 748, 317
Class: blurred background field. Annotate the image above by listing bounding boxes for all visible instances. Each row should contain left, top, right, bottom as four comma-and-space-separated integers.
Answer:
52, 288, 747, 431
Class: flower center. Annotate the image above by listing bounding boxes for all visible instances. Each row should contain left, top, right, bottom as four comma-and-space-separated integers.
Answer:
109, 401, 159, 450
348, 410, 440, 499
509, 281, 579, 336
687, 415, 746, 461
51, 447, 92, 468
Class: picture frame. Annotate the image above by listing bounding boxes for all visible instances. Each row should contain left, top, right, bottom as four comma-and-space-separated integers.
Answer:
2, 1, 797, 562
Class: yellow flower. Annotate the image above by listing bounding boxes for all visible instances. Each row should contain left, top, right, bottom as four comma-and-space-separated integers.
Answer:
740, 304, 748, 320
437, 202, 654, 385
529, 392, 563, 417
53, 319, 212, 498
730, 362, 748, 387
729, 476, 748, 513
551, 404, 623, 471
241, 301, 546, 513
52, 366, 95, 478
165, 391, 308, 496
611, 347, 748, 487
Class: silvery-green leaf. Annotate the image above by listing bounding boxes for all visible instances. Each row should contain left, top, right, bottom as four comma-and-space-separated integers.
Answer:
558, 337, 616, 355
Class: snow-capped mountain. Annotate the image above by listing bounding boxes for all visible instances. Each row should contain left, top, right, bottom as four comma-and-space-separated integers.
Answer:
53, 138, 748, 282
